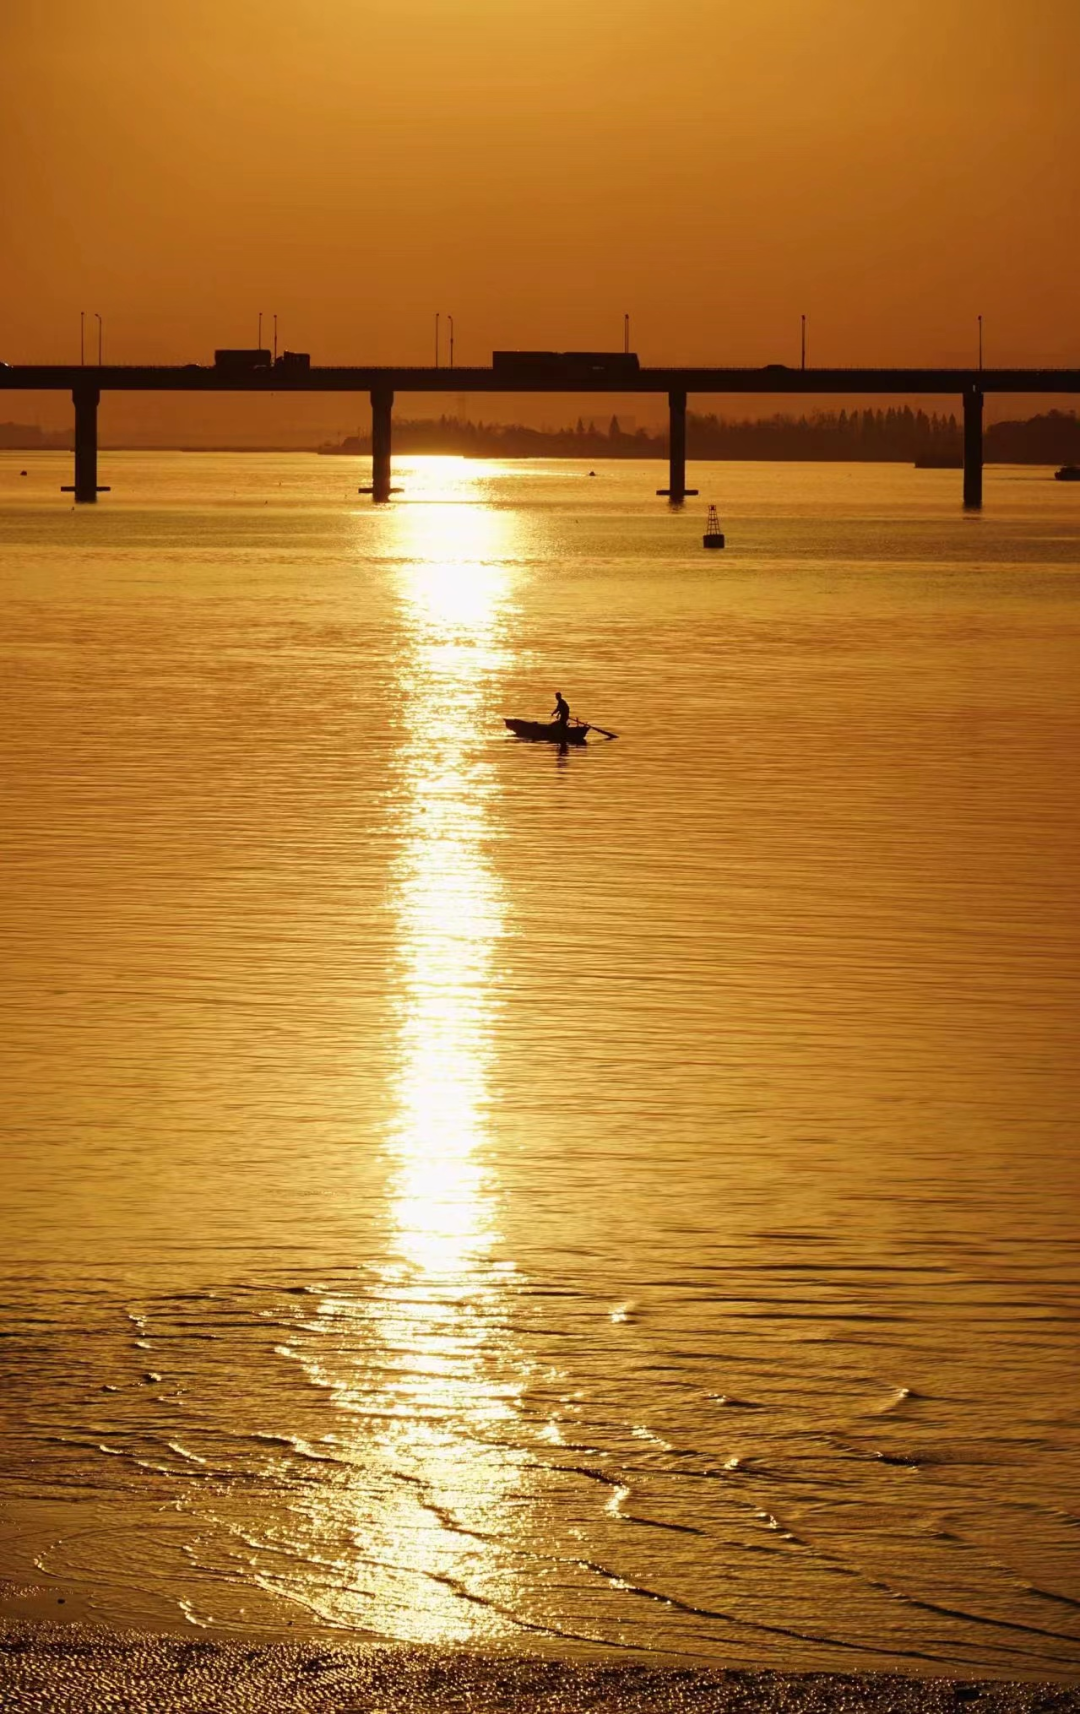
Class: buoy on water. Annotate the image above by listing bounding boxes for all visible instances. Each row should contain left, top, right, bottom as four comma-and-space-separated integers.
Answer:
703, 504, 725, 550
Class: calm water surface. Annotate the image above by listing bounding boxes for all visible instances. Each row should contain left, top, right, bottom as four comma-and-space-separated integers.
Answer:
1, 453, 1079, 1676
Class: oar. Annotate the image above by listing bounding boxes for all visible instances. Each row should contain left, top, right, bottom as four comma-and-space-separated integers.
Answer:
585, 722, 619, 740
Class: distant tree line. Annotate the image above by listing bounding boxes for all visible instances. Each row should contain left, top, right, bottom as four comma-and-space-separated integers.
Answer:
321, 408, 1080, 464
985, 410, 1080, 464
0, 421, 72, 449
4, 409, 1077, 462
685, 407, 962, 461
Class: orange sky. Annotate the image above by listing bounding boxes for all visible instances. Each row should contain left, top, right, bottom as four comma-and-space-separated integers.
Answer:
2, 0, 1078, 438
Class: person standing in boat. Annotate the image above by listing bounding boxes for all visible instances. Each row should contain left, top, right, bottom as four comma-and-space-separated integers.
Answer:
551, 690, 570, 738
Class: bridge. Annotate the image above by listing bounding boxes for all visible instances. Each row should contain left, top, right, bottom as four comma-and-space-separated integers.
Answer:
3, 361, 1079, 508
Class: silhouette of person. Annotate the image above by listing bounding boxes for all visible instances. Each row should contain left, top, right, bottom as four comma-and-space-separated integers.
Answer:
551, 690, 570, 737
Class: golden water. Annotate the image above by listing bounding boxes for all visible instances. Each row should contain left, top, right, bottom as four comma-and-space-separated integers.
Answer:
1, 453, 1078, 1675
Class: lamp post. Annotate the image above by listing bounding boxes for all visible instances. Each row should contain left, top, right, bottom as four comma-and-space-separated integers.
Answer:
448, 315, 454, 369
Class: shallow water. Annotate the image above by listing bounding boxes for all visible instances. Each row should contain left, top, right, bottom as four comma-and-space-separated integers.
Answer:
1, 453, 1079, 1677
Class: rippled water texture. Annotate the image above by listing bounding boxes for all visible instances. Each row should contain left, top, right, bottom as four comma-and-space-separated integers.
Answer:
1, 453, 1079, 1677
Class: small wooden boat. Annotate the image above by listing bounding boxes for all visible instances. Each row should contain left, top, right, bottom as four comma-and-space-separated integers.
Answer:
1054, 465, 1080, 482
505, 717, 590, 745
703, 504, 725, 549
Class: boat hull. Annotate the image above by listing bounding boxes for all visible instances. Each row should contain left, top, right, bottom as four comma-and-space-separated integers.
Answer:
505, 718, 589, 745
1054, 466, 1080, 482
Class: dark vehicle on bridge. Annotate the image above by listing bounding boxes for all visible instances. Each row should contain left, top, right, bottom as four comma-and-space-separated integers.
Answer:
492, 350, 640, 379
274, 351, 311, 373
214, 348, 272, 373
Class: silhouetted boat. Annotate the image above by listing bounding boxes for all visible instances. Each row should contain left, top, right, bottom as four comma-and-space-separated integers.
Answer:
1054, 465, 1080, 482
505, 718, 590, 745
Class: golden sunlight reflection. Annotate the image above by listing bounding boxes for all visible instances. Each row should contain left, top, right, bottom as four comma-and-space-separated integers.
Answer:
388, 478, 515, 1276
364, 483, 527, 1639
271, 473, 537, 1644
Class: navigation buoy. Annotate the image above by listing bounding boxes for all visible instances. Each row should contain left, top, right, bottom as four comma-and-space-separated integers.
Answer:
703, 504, 725, 549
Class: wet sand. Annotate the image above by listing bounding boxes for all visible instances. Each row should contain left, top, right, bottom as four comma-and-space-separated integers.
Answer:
3, 1626, 1079, 1714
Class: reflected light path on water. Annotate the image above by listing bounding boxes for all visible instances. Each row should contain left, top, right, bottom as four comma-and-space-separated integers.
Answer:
269, 471, 541, 1643
387, 470, 512, 1279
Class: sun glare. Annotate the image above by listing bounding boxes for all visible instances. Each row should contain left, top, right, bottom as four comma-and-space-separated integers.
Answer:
307, 474, 530, 1642
386, 476, 516, 1276
254, 478, 535, 1642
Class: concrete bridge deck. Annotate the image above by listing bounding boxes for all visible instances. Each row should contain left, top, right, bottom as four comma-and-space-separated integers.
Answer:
3, 363, 1080, 393
3, 363, 1078, 506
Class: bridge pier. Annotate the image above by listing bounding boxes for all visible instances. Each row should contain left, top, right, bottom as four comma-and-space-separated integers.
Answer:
370, 385, 396, 500
963, 386, 983, 509
657, 389, 698, 502
65, 383, 102, 503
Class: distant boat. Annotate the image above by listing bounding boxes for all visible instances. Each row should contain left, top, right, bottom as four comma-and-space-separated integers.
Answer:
703, 504, 725, 550
505, 718, 590, 745
1054, 465, 1080, 482
914, 455, 963, 469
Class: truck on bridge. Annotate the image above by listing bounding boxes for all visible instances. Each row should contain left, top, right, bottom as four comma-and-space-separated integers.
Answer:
213, 349, 310, 374
492, 350, 640, 379
214, 348, 271, 373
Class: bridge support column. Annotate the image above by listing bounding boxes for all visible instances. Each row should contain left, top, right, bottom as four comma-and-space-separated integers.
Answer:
370, 386, 393, 502
72, 383, 100, 503
963, 386, 983, 509
657, 389, 698, 502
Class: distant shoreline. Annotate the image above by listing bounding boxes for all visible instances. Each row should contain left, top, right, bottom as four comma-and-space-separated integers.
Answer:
4, 406, 1078, 464
1, 447, 1076, 467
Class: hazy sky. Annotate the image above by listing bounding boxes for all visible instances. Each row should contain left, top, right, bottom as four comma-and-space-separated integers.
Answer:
2, 0, 1078, 434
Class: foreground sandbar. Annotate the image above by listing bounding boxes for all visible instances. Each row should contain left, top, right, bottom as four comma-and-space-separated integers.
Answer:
2, 1626, 1079, 1714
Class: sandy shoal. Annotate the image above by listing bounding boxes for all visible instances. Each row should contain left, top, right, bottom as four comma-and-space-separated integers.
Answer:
2, 1624, 1079, 1714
